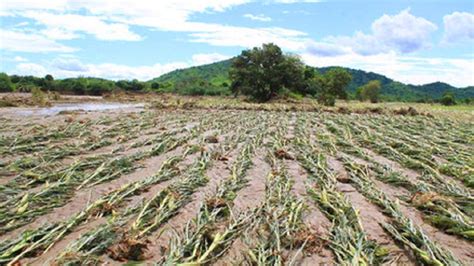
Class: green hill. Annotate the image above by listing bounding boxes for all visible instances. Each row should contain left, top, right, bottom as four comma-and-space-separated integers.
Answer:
149, 59, 233, 95
150, 59, 474, 101
152, 59, 232, 86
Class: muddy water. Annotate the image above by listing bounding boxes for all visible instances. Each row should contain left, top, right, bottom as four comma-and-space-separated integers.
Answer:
15, 102, 145, 116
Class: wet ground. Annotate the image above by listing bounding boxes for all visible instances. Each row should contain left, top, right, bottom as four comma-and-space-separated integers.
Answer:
14, 102, 145, 116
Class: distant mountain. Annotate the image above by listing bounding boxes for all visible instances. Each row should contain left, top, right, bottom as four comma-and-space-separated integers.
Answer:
409, 82, 474, 100
150, 59, 474, 101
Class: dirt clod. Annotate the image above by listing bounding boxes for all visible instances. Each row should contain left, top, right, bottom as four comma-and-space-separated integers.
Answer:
205, 135, 219, 143
274, 149, 295, 160
107, 237, 151, 262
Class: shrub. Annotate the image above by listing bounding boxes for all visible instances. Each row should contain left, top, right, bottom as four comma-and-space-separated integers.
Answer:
357, 80, 381, 103
317, 93, 336, 106
312, 68, 351, 106
440, 92, 456, 106
31, 87, 50, 106
0, 73, 14, 92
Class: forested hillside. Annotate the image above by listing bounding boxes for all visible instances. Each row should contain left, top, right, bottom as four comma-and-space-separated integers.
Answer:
149, 59, 233, 96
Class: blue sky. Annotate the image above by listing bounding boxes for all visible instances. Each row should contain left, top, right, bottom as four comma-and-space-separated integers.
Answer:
1, 0, 473, 86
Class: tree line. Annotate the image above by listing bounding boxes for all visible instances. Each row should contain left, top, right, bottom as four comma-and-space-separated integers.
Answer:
0, 43, 466, 105
0, 73, 151, 95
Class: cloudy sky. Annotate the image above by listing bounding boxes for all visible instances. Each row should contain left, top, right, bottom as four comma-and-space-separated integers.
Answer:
1, 0, 473, 86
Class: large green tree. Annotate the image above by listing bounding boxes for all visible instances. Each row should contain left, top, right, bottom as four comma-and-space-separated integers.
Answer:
230, 43, 305, 102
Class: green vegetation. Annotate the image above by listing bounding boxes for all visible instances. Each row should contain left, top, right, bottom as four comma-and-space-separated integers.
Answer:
0, 104, 472, 265
230, 43, 305, 102
356, 80, 382, 103
315, 67, 352, 106
150, 59, 232, 96
440, 91, 456, 106
1, 45, 473, 103
153, 61, 473, 102
228, 43, 352, 104
3, 75, 144, 96
0, 73, 14, 92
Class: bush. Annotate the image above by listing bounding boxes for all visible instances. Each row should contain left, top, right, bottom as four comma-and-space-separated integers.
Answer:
356, 80, 381, 103
204, 86, 230, 96
317, 93, 336, 106
440, 92, 456, 106
87, 79, 114, 95
182, 86, 206, 96
151, 82, 160, 90
0, 73, 14, 92
179, 85, 229, 96
310, 68, 351, 106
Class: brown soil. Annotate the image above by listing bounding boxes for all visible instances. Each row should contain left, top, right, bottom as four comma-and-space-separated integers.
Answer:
212, 152, 271, 265
232, 152, 269, 212
334, 152, 474, 264
144, 157, 232, 262
285, 160, 334, 265
358, 152, 474, 263
23, 217, 107, 265
0, 146, 188, 242
1, 102, 472, 265
328, 156, 415, 265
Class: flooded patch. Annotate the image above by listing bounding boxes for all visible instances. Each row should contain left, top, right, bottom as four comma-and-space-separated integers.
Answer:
15, 102, 144, 116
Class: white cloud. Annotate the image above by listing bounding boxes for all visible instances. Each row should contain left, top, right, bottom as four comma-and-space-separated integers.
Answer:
443, 11, 474, 43
11, 53, 231, 80
321, 9, 438, 56
2, 1, 470, 87
274, 0, 321, 3
300, 10, 471, 86
0, 29, 77, 53
15, 63, 48, 76
13, 56, 28, 62
301, 51, 474, 87
371, 9, 438, 53
13, 61, 188, 80
244, 13, 272, 22
1, 0, 309, 51
304, 41, 349, 57
190, 26, 308, 50
86, 63, 190, 80
191, 53, 231, 65
0, 56, 29, 63
1, 1, 250, 33
13, 21, 29, 27
325, 32, 386, 56
23, 11, 142, 41
52, 57, 88, 72
40, 28, 80, 40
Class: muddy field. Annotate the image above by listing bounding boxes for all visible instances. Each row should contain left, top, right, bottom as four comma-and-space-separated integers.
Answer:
0, 104, 473, 265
